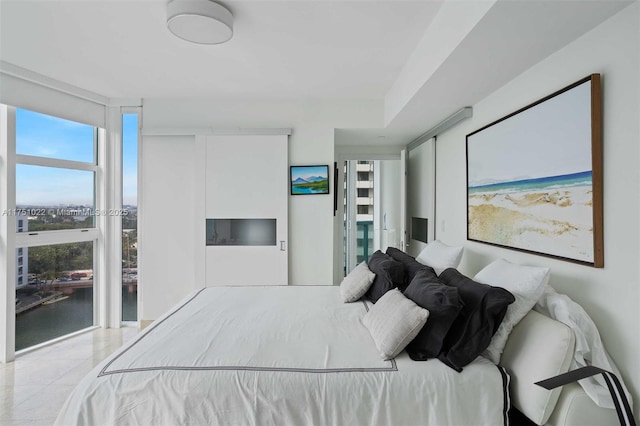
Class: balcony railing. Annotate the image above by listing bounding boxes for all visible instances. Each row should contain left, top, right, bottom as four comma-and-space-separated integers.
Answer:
356, 221, 374, 264
343, 220, 375, 277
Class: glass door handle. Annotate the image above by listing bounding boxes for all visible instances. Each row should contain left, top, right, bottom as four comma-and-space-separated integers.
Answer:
280, 241, 286, 251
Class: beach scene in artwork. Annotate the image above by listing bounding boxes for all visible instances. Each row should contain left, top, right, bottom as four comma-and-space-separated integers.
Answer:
468, 171, 593, 262
467, 80, 594, 263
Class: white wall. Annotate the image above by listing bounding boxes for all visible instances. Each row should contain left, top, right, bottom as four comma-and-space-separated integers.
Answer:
431, 4, 639, 412
139, 135, 203, 320
407, 139, 436, 257
141, 99, 381, 319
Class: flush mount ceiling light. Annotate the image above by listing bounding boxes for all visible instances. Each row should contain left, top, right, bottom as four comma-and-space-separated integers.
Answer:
167, 0, 233, 45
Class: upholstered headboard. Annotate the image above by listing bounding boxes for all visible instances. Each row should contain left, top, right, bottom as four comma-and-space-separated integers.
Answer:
500, 310, 575, 425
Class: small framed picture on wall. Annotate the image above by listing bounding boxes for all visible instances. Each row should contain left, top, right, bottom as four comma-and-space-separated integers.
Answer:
290, 165, 330, 195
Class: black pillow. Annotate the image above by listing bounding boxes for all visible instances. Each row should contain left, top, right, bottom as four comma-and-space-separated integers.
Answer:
437, 268, 515, 372
385, 247, 436, 291
365, 250, 405, 303
404, 269, 462, 361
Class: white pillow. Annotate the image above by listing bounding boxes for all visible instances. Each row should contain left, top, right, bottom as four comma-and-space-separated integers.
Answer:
415, 240, 463, 275
340, 262, 376, 303
473, 258, 550, 364
362, 289, 429, 360
500, 310, 575, 425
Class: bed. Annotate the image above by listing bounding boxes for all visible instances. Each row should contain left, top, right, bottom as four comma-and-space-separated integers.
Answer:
56, 241, 627, 426
55, 286, 511, 426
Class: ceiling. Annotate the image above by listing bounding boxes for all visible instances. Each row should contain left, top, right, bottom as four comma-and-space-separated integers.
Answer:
0, 0, 635, 146
337, 0, 635, 147
0, 0, 442, 100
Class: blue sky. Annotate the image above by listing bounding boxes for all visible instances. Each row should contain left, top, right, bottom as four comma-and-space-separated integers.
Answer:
16, 109, 138, 206
467, 81, 592, 187
291, 165, 328, 182
122, 114, 138, 206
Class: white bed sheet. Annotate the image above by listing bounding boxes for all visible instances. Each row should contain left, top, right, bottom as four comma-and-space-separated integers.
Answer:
56, 286, 509, 426
535, 286, 633, 410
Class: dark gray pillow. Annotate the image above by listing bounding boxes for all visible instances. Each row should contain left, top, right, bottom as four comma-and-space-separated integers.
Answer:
366, 250, 405, 303
385, 247, 436, 291
437, 268, 515, 372
404, 269, 462, 360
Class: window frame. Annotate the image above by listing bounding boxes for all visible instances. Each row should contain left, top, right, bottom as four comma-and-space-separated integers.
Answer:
0, 68, 143, 363
119, 107, 141, 325
14, 106, 101, 243
7, 105, 103, 358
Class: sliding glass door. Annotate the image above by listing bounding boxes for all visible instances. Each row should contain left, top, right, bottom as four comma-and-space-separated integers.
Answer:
344, 160, 376, 274
343, 158, 405, 276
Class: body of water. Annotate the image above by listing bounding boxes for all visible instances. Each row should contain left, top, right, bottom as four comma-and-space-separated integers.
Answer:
122, 287, 138, 322
469, 170, 592, 195
292, 186, 328, 194
15, 287, 137, 351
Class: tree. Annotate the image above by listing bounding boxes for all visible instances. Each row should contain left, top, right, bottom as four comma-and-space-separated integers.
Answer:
28, 242, 92, 277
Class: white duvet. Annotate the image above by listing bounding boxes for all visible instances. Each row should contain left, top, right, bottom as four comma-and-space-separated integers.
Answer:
56, 286, 509, 426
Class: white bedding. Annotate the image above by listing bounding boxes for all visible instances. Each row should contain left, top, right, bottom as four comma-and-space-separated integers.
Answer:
535, 286, 633, 410
56, 286, 510, 426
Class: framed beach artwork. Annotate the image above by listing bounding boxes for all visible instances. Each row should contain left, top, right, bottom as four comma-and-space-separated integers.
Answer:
290, 165, 330, 195
466, 74, 603, 267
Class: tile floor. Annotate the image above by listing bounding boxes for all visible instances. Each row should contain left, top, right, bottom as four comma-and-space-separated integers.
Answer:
0, 327, 138, 426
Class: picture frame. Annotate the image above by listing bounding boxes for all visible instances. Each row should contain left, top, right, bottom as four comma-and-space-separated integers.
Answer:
290, 165, 330, 195
466, 74, 603, 267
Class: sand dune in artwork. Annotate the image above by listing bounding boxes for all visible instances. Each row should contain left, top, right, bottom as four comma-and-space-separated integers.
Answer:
469, 186, 593, 262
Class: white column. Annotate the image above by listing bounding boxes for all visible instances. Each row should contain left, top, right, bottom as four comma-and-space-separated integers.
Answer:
98, 106, 123, 328
0, 105, 17, 363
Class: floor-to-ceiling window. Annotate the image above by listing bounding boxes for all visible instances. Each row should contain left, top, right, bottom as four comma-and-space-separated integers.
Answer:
0, 72, 142, 362
121, 112, 138, 322
14, 108, 100, 351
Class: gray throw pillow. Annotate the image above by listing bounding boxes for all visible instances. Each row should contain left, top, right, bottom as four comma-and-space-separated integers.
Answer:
363, 289, 429, 360
340, 262, 376, 302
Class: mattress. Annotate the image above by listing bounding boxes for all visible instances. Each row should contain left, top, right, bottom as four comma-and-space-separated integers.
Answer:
56, 286, 510, 426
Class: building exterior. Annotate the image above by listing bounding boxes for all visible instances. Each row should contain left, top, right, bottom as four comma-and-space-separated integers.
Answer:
15, 214, 28, 289
355, 161, 374, 223
355, 161, 374, 263
343, 161, 375, 266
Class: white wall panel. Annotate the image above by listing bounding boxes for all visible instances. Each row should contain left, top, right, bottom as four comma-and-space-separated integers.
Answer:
406, 139, 435, 257
430, 4, 640, 414
139, 135, 203, 320
205, 135, 288, 286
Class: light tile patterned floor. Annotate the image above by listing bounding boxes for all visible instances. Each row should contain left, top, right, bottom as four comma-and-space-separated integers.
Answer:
0, 328, 138, 426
